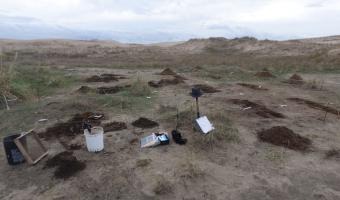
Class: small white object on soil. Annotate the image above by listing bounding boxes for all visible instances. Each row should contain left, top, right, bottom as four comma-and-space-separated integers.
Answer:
259, 86, 261, 88
147, 96, 151, 98
240, 93, 244, 95
243, 107, 251, 110
36, 119, 48, 124
279, 105, 287, 107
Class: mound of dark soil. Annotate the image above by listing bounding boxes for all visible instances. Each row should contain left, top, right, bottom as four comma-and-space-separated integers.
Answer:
77, 86, 95, 94
103, 122, 127, 132
149, 78, 185, 87
257, 126, 311, 151
77, 86, 124, 94
281, 74, 306, 85
254, 71, 278, 78
38, 112, 104, 140
173, 75, 189, 80
210, 75, 221, 79
193, 66, 203, 71
86, 75, 118, 83
44, 151, 86, 179
97, 86, 123, 94
132, 117, 159, 129
231, 99, 285, 118
159, 68, 177, 75
236, 83, 268, 90
287, 98, 339, 115
194, 84, 221, 93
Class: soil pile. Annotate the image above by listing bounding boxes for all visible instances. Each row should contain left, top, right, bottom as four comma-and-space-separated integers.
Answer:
103, 122, 127, 132
44, 151, 86, 179
210, 75, 221, 79
237, 83, 268, 90
159, 68, 177, 75
193, 66, 203, 71
194, 84, 221, 93
254, 68, 278, 78
77, 86, 95, 94
287, 98, 338, 115
132, 117, 159, 128
38, 112, 104, 140
257, 126, 311, 151
86, 75, 118, 83
77, 86, 125, 94
282, 74, 306, 85
231, 99, 285, 118
149, 78, 185, 87
173, 75, 189, 80
97, 86, 123, 94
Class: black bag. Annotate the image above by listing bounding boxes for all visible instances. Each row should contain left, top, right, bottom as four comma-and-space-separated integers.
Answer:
171, 130, 187, 145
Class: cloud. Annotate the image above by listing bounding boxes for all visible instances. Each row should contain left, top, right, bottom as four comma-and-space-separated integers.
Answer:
0, 0, 339, 43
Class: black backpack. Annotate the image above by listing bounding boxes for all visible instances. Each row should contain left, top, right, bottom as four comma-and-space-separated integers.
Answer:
171, 130, 187, 145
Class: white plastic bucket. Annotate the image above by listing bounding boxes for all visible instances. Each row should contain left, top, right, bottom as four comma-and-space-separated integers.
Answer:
84, 127, 104, 152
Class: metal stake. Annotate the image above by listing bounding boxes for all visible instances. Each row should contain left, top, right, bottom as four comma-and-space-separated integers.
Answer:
196, 97, 200, 118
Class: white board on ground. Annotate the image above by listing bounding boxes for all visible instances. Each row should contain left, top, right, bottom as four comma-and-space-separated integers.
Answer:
195, 116, 215, 134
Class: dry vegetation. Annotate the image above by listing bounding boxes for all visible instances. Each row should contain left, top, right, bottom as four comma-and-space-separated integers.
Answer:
1, 36, 340, 200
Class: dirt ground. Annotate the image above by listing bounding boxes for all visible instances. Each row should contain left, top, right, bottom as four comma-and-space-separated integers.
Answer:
1, 38, 340, 200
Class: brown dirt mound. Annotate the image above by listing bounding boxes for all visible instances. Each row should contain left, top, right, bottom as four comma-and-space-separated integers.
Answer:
103, 122, 127, 132
281, 74, 306, 85
236, 83, 268, 90
97, 86, 123, 94
159, 68, 177, 75
287, 98, 339, 115
194, 84, 221, 93
289, 74, 303, 80
254, 71, 278, 78
173, 75, 189, 80
77, 86, 95, 94
86, 75, 118, 83
38, 112, 104, 140
44, 151, 86, 179
257, 126, 311, 151
231, 99, 285, 118
193, 66, 203, 71
132, 117, 159, 129
149, 78, 185, 87
77, 86, 124, 94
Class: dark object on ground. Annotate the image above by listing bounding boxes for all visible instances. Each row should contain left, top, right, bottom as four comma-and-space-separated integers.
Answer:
132, 117, 159, 129
257, 126, 311, 151
43, 151, 86, 179
194, 84, 221, 93
103, 121, 127, 132
236, 83, 268, 90
171, 130, 187, 145
38, 112, 104, 140
159, 68, 177, 75
231, 99, 285, 118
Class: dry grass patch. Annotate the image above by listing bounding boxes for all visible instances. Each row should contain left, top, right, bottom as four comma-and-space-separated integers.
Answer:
175, 156, 206, 180
154, 174, 173, 195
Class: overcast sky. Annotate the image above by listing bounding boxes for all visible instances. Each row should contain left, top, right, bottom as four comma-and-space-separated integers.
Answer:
0, 0, 339, 43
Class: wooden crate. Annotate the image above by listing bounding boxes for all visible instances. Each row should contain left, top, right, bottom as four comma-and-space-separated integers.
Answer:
14, 129, 48, 165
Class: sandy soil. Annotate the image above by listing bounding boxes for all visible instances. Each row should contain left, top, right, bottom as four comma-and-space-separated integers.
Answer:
1, 37, 340, 200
